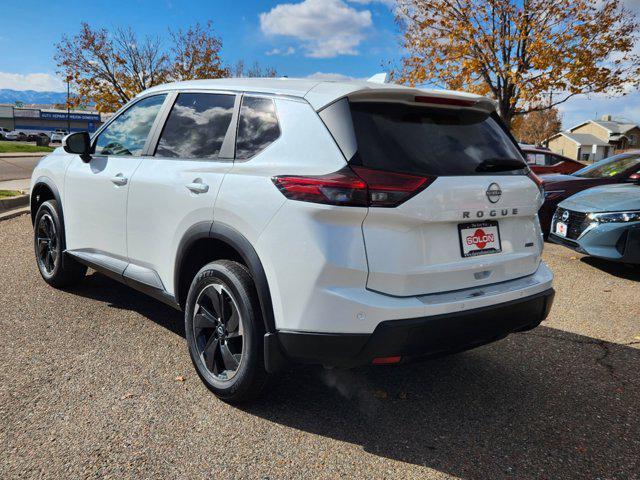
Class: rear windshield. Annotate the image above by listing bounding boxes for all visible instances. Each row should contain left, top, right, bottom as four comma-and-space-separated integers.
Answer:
573, 153, 640, 179
348, 102, 526, 176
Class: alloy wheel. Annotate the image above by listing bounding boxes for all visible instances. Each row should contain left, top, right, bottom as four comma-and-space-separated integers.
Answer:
193, 283, 244, 381
36, 213, 59, 275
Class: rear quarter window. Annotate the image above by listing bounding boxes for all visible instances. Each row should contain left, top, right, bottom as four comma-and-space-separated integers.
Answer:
349, 102, 526, 176
235, 97, 280, 160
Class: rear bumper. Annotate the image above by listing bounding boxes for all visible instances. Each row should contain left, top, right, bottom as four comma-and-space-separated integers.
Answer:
275, 288, 555, 368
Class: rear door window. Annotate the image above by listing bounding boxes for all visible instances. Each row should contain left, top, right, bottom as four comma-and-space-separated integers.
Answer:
235, 97, 280, 160
349, 102, 526, 176
155, 93, 235, 159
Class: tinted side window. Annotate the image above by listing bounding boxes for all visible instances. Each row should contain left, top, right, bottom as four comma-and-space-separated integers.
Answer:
155, 93, 235, 159
546, 154, 562, 166
235, 97, 280, 160
95, 95, 166, 156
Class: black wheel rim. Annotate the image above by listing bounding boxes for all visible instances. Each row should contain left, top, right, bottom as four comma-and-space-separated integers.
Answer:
36, 213, 59, 275
193, 283, 244, 381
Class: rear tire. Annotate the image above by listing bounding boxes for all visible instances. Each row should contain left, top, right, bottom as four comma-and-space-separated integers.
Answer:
34, 200, 86, 288
185, 260, 269, 403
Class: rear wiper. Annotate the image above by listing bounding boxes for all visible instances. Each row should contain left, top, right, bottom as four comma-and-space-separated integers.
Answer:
475, 158, 526, 172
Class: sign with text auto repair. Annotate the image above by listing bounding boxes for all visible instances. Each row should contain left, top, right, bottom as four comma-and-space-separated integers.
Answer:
40, 111, 100, 121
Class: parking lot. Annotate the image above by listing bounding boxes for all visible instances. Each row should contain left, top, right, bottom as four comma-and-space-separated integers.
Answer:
0, 213, 638, 479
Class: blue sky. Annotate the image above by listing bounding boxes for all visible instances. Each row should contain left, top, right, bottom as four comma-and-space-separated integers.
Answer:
0, 0, 638, 128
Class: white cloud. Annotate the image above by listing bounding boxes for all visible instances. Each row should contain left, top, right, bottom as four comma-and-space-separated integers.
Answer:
0, 72, 65, 92
266, 46, 296, 56
259, 0, 373, 58
557, 90, 640, 129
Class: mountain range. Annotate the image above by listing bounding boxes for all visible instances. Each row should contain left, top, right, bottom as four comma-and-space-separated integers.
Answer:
0, 89, 67, 105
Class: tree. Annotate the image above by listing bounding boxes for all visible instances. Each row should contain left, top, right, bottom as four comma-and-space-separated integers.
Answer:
396, 0, 640, 125
170, 21, 229, 80
233, 60, 278, 78
55, 22, 228, 112
511, 107, 562, 146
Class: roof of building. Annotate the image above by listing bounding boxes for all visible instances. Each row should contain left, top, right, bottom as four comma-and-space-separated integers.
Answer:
553, 132, 610, 146
569, 119, 638, 135
592, 120, 638, 134
140, 77, 495, 111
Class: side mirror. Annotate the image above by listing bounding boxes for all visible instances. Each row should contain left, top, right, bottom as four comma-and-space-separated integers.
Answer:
63, 132, 92, 163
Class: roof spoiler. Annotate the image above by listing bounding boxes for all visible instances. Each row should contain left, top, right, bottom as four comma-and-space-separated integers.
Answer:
367, 72, 390, 84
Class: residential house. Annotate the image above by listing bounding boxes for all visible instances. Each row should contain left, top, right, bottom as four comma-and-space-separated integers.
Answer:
546, 132, 611, 162
547, 115, 639, 162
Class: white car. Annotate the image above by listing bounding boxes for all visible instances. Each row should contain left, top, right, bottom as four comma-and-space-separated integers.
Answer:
0, 127, 11, 140
4, 129, 26, 141
50, 129, 69, 143
30, 78, 554, 402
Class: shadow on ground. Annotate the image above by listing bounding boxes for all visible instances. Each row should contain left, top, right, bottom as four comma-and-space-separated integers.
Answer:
580, 256, 640, 281
69, 271, 640, 479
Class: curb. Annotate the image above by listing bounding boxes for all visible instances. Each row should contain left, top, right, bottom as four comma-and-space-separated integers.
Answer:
0, 152, 48, 157
0, 194, 29, 213
0, 206, 29, 222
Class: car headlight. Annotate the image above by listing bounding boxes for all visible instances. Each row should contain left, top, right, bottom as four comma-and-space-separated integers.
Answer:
587, 211, 640, 223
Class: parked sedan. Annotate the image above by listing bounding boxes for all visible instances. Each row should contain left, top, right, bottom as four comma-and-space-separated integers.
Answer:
27, 132, 50, 142
539, 152, 640, 235
522, 147, 585, 175
4, 130, 27, 141
549, 183, 640, 265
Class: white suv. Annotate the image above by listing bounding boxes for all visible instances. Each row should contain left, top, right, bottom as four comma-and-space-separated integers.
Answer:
30, 78, 554, 402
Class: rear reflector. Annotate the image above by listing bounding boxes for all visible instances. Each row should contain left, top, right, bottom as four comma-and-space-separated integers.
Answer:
273, 166, 434, 208
415, 95, 477, 107
372, 356, 402, 365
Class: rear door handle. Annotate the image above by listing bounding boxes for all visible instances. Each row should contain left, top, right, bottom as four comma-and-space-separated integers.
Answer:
186, 180, 209, 194
111, 173, 128, 186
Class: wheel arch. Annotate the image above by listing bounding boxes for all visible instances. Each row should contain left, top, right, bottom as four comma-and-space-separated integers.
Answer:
31, 177, 62, 225
174, 222, 276, 334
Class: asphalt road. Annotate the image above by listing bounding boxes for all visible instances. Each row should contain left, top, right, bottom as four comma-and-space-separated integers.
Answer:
0, 155, 42, 182
1, 213, 639, 479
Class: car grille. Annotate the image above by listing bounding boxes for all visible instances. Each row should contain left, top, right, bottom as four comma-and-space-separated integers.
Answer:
553, 208, 590, 240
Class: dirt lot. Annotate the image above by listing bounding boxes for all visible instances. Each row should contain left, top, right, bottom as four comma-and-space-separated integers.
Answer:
1, 213, 639, 479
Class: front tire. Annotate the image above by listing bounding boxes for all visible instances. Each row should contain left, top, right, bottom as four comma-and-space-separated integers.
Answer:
185, 260, 269, 403
34, 200, 86, 288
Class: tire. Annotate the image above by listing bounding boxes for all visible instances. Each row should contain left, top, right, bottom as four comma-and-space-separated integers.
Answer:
185, 260, 270, 403
34, 200, 86, 288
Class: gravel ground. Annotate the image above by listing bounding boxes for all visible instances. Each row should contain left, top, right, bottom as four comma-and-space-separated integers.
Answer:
1, 213, 639, 479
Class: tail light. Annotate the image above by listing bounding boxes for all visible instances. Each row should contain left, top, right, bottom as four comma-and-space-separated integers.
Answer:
272, 166, 434, 207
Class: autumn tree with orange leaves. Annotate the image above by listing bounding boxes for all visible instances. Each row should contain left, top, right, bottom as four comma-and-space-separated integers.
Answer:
511, 107, 562, 146
55, 22, 230, 112
396, 0, 640, 125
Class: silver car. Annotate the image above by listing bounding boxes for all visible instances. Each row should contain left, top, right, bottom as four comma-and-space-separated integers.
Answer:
550, 183, 640, 265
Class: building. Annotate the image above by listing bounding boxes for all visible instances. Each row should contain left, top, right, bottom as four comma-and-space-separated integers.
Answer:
547, 115, 639, 162
0, 104, 105, 135
546, 132, 612, 162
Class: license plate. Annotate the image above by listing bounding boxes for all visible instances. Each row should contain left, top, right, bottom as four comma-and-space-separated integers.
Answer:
458, 221, 502, 258
555, 221, 568, 237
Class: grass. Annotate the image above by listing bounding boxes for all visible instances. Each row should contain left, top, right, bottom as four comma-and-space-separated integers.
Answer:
0, 190, 22, 198
0, 141, 54, 154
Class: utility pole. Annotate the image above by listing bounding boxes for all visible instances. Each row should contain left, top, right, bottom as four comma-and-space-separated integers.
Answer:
66, 80, 71, 133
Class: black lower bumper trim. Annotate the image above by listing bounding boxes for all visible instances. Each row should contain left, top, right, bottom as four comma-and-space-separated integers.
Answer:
277, 288, 555, 368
